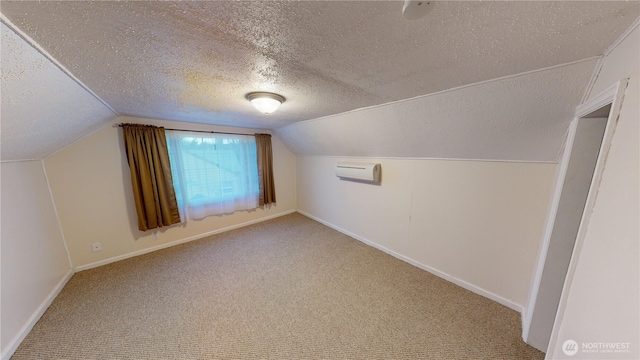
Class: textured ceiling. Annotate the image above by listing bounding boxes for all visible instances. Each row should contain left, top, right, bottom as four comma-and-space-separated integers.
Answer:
276, 59, 597, 162
1, 22, 116, 161
1, 1, 638, 130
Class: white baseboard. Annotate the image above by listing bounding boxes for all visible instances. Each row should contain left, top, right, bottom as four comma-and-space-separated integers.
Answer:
1, 269, 74, 360
297, 210, 523, 313
74, 210, 296, 272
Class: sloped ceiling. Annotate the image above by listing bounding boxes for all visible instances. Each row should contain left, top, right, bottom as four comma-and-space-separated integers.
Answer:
276, 59, 597, 161
1, 22, 116, 161
1, 1, 638, 161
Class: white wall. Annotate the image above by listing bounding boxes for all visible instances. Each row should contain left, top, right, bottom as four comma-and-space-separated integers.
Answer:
297, 156, 555, 309
43, 116, 297, 269
548, 24, 639, 360
1, 161, 72, 358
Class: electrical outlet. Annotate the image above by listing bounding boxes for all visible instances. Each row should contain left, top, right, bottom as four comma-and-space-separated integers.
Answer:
152, 232, 159, 240
91, 242, 102, 252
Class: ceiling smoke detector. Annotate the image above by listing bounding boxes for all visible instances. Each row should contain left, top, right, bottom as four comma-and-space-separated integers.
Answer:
246, 92, 285, 114
402, 0, 434, 20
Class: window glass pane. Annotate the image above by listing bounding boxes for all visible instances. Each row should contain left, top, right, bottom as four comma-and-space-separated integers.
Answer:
166, 131, 259, 221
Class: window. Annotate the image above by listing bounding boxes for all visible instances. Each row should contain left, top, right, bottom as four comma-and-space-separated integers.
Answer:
166, 131, 259, 221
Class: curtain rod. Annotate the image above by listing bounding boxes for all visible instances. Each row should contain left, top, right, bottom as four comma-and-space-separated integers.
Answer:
114, 124, 269, 137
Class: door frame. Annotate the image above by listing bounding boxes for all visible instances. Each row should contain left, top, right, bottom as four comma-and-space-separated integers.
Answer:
522, 79, 629, 351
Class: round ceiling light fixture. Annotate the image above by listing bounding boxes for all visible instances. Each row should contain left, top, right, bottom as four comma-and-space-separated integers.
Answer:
402, 0, 434, 20
246, 92, 285, 114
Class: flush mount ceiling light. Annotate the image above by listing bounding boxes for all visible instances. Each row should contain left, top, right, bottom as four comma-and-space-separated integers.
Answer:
246, 92, 285, 114
402, 0, 434, 20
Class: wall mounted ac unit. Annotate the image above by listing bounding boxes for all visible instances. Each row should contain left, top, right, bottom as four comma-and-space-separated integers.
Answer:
335, 162, 381, 183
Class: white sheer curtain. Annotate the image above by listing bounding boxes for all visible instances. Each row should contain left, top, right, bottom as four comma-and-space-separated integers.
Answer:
166, 131, 259, 221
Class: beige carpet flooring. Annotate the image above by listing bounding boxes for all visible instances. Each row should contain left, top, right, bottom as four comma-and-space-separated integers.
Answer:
13, 213, 544, 359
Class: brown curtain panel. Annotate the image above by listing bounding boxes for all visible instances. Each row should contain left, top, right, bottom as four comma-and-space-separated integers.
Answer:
255, 134, 276, 206
122, 124, 181, 231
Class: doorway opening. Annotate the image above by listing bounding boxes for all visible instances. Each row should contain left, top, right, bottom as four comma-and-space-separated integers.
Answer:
522, 80, 628, 353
